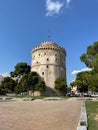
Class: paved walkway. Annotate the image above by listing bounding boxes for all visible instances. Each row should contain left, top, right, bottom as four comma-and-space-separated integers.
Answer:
0, 99, 82, 130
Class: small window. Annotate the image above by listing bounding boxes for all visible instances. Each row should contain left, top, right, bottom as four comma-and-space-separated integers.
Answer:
36, 61, 38, 63
44, 53, 46, 55
46, 65, 49, 68
47, 58, 49, 61
55, 54, 57, 56
55, 58, 57, 61
39, 54, 40, 56
42, 72, 44, 75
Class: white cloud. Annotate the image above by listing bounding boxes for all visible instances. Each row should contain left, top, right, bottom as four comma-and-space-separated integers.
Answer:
46, 0, 64, 16
71, 68, 92, 75
66, 0, 71, 5
66, 0, 71, 8
0, 72, 10, 77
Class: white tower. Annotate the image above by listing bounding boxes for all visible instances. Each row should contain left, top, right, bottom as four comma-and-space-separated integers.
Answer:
31, 41, 66, 95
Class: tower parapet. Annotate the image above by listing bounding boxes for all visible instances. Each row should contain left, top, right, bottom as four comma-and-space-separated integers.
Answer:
32, 41, 66, 55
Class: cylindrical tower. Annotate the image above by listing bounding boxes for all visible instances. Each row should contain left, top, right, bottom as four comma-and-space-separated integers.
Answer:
31, 41, 66, 95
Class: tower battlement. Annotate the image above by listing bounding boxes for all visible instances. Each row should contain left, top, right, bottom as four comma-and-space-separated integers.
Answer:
32, 41, 66, 55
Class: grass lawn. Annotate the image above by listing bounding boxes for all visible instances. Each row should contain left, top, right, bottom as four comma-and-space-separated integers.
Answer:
86, 101, 98, 130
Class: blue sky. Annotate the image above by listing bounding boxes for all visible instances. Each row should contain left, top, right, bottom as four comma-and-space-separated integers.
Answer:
0, 0, 98, 84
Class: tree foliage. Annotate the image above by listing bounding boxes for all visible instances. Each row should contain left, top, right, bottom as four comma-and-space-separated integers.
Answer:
15, 72, 39, 94
80, 41, 98, 69
10, 62, 31, 77
0, 62, 46, 95
75, 41, 98, 92
35, 81, 46, 92
55, 77, 67, 93
0, 77, 16, 95
70, 72, 88, 93
75, 71, 89, 92
88, 72, 98, 92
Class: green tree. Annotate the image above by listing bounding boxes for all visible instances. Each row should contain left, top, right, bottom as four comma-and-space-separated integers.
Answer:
80, 41, 98, 69
0, 77, 16, 95
15, 72, 39, 95
15, 82, 26, 94
74, 71, 89, 93
35, 80, 46, 92
55, 77, 67, 94
10, 62, 31, 78
70, 81, 77, 87
80, 41, 98, 92
76, 80, 88, 93
88, 72, 98, 92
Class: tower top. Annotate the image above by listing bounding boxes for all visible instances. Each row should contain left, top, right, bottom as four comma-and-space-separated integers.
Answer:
32, 41, 66, 55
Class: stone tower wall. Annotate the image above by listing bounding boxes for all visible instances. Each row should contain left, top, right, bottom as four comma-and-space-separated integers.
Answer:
31, 41, 66, 93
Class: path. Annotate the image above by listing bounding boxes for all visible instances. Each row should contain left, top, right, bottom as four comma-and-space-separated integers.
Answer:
0, 99, 82, 130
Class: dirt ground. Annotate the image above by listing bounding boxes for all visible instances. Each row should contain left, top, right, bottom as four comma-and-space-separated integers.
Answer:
0, 99, 82, 130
